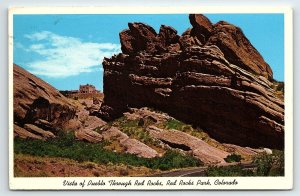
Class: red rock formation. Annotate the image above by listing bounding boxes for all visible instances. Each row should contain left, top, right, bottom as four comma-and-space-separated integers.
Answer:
147, 125, 229, 164
75, 129, 103, 143
13, 64, 77, 128
189, 14, 213, 43
188, 14, 273, 79
206, 21, 273, 79
14, 124, 43, 140
99, 14, 284, 149
102, 126, 159, 158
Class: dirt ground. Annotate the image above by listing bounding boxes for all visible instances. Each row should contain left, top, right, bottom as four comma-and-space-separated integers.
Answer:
14, 154, 161, 177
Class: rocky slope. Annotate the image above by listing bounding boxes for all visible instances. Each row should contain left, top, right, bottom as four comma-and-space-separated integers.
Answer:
13, 64, 160, 159
103, 107, 263, 164
14, 64, 77, 128
14, 64, 100, 141
99, 14, 284, 149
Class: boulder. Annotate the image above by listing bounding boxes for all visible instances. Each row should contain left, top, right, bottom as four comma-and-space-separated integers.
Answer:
189, 14, 213, 42
120, 29, 135, 54
75, 129, 103, 143
102, 126, 129, 142
83, 116, 107, 130
158, 25, 180, 47
102, 126, 158, 158
147, 126, 229, 164
120, 22, 163, 54
122, 138, 158, 158
24, 124, 55, 139
14, 124, 43, 140
61, 119, 83, 131
33, 119, 53, 131
120, 22, 181, 54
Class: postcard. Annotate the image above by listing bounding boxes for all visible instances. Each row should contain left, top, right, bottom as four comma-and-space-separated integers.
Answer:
8, 6, 293, 190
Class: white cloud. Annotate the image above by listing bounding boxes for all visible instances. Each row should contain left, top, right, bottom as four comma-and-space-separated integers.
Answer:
23, 31, 120, 77
30, 44, 44, 50
25, 31, 54, 41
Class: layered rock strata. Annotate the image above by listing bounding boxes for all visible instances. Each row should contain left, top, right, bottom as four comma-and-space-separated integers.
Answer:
99, 14, 284, 149
147, 126, 229, 164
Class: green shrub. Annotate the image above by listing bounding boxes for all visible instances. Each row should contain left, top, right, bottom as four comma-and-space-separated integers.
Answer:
254, 150, 284, 176
224, 154, 242, 163
206, 165, 254, 177
14, 133, 202, 171
121, 119, 139, 129
165, 119, 186, 130
115, 117, 160, 148
206, 150, 284, 177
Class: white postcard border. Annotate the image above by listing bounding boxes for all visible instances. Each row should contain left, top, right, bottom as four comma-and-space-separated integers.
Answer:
8, 6, 293, 190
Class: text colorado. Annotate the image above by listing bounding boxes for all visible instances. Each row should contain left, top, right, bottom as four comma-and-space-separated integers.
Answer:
214, 179, 238, 185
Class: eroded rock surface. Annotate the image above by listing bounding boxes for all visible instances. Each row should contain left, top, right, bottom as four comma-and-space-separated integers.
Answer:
147, 126, 229, 164
23, 124, 56, 139
83, 116, 107, 130
102, 126, 158, 158
99, 14, 284, 149
14, 124, 43, 140
75, 129, 103, 143
13, 64, 77, 128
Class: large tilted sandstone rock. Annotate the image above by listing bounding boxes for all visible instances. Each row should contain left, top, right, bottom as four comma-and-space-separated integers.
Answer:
14, 124, 43, 140
14, 64, 77, 128
102, 126, 158, 158
189, 14, 273, 79
99, 14, 284, 149
23, 124, 56, 139
75, 129, 103, 143
147, 126, 229, 164
74, 116, 107, 143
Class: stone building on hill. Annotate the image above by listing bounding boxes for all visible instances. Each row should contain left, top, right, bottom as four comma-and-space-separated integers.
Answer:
79, 84, 98, 94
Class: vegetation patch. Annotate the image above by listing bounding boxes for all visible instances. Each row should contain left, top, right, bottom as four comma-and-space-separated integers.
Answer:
271, 79, 284, 99
253, 150, 284, 176
14, 153, 159, 177
206, 150, 284, 176
112, 117, 163, 153
165, 119, 186, 130
14, 132, 202, 171
224, 154, 242, 163
163, 119, 226, 151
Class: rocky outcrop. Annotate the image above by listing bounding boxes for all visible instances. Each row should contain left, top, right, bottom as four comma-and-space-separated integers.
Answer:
14, 123, 57, 141
23, 124, 56, 139
99, 14, 284, 149
75, 129, 103, 143
13, 64, 77, 128
206, 21, 273, 79
83, 116, 107, 130
147, 126, 229, 164
222, 144, 259, 157
188, 14, 273, 79
124, 107, 171, 123
102, 126, 159, 158
74, 116, 107, 143
14, 124, 43, 140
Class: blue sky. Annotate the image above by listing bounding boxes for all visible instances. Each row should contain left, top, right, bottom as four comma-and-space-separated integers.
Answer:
13, 14, 284, 91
